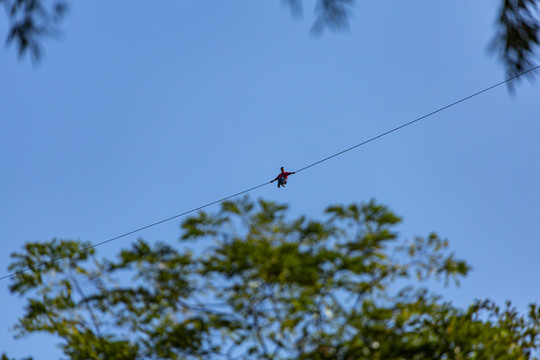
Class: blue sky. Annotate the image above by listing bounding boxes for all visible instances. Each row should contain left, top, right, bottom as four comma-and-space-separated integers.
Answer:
1, 0, 539, 357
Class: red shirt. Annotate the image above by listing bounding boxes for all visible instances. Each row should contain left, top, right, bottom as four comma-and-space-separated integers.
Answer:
273, 171, 294, 181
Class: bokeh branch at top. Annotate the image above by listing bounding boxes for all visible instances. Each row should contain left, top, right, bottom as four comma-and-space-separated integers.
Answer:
1, 0, 68, 61
286, 0, 539, 84
2, 0, 539, 83
491, 0, 540, 85
310, 0, 354, 34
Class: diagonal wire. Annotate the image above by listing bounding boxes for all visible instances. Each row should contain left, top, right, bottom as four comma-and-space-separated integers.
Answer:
1, 65, 538, 281
295, 65, 540, 173
0, 182, 268, 280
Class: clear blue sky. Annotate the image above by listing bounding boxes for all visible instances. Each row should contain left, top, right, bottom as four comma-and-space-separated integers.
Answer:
1, 0, 539, 357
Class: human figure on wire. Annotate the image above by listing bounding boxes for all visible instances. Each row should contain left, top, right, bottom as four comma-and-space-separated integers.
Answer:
270, 167, 296, 188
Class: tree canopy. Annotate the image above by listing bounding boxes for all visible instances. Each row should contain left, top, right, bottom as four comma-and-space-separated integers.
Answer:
3, 197, 540, 359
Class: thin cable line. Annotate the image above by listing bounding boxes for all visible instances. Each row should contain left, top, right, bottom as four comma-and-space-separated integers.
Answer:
295, 65, 539, 173
0, 182, 268, 280
1, 65, 538, 281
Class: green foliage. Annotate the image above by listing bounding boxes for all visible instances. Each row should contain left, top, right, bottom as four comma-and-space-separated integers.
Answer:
4, 197, 540, 359
1, 354, 32, 360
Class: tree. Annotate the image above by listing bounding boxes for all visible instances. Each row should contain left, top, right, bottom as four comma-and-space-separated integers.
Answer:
1, 0, 538, 81
3, 197, 540, 359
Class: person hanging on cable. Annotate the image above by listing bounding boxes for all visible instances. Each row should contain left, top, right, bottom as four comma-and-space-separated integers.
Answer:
270, 167, 296, 188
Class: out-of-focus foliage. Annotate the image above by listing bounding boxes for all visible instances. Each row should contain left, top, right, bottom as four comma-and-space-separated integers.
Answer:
1, 0, 68, 61
286, 0, 540, 82
491, 0, 540, 86
283, 0, 354, 34
1, 0, 539, 82
3, 197, 540, 359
